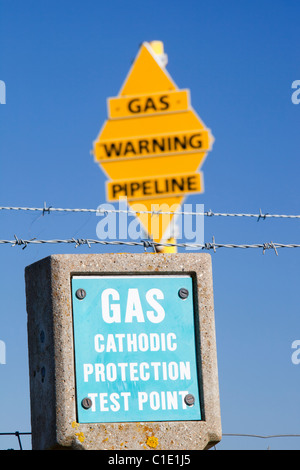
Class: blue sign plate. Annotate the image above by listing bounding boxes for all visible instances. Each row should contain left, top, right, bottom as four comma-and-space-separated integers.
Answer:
72, 275, 202, 423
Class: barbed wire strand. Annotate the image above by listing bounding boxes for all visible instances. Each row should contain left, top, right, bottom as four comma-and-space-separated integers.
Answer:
0, 204, 300, 219
223, 433, 300, 439
1, 431, 300, 450
0, 235, 299, 255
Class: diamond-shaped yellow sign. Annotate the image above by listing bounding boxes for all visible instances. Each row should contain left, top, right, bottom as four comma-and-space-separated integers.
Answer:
92, 41, 214, 248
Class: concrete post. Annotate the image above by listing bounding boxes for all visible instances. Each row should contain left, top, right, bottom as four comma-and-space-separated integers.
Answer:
25, 253, 221, 450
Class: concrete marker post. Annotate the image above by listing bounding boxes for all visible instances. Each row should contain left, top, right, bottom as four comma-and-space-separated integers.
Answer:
25, 253, 221, 450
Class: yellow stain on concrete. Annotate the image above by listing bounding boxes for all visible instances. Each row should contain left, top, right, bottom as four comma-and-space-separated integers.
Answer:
75, 432, 85, 443
146, 436, 159, 448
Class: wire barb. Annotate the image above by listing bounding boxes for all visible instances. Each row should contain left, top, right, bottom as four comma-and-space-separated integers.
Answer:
42, 201, 52, 216
262, 241, 279, 256
257, 208, 269, 222
71, 238, 92, 249
12, 235, 37, 250
142, 240, 157, 253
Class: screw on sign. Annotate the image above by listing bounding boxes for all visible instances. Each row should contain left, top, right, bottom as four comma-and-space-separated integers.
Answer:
178, 288, 189, 299
184, 394, 195, 406
81, 397, 92, 409
76, 288, 86, 300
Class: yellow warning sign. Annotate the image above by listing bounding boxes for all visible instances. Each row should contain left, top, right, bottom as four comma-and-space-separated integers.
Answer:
92, 41, 214, 246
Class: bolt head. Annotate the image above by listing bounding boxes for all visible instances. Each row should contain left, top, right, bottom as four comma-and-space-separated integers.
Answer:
178, 287, 189, 299
81, 397, 92, 409
184, 393, 195, 406
76, 288, 86, 300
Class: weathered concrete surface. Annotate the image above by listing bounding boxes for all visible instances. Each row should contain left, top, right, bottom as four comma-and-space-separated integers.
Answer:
25, 253, 221, 450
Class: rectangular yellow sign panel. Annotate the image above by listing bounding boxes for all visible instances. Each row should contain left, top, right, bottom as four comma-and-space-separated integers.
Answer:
108, 89, 190, 119
106, 172, 203, 201
95, 130, 211, 162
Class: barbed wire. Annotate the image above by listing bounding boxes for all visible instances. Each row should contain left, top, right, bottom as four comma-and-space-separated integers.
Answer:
0, 204, 299, 219
223, 433, 300, 439
1, 431, 300, 450
0, 235, 299, 255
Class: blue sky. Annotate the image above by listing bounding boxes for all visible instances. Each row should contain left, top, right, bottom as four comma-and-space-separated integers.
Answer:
0, 0, 299, 450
